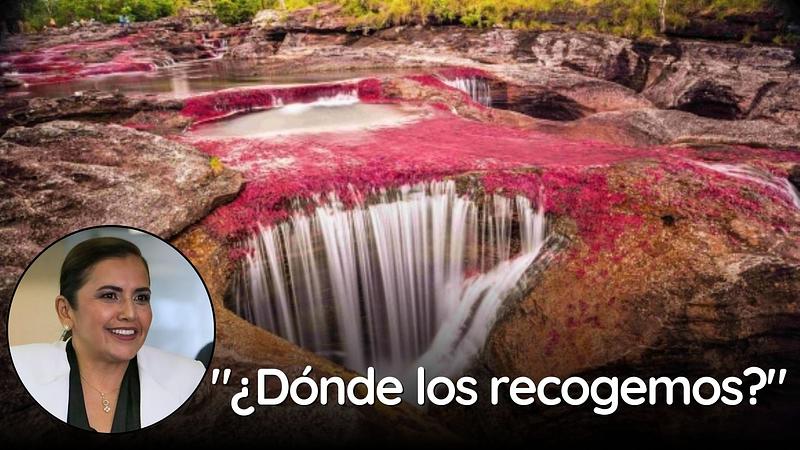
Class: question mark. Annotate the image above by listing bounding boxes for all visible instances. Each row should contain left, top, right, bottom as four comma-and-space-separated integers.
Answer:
743, 367, 767, 405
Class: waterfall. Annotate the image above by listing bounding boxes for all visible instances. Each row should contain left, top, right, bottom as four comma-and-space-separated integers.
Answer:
272, 90, 360, 114
154, 55, 177, 68
230, 180, 547, 378
403, 250, 540, 404
201, 33, 229, 59
694, 162, 800, 210
440, 76, 492, 106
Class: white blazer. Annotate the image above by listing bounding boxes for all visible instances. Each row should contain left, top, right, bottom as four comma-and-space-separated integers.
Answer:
10, 341, 206, 428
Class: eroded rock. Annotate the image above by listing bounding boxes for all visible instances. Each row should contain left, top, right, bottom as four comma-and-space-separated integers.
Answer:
521, 31, 647, 91
0, 120, 242, 296
545, 108, 800, 149
475, 160, 800, 440
746, 79, 800, 126
643, 40, 799, 123
0, 90, 183, 133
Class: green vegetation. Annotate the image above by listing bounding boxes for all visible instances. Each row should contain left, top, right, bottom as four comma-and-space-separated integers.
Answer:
209, 155, 224, 175
18, 0, 774, 37
210, 1, 321, 24
18, 0, 312, 28
20, 0, 185, 28
772, 33, 800, 46
335, 0, 771, 36
211, 0, 266, 25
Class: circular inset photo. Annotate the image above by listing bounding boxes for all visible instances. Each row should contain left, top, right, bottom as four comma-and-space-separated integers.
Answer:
7, 226, 214, 433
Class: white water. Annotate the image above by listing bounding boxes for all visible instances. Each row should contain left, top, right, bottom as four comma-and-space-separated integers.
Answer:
440, 76, 492, 106
155, 55, 177, 68
410, 251, 539, 378
201, 33, 229, 59
231, 180, 547, 378
694, 162, 800, 210
272, 90, 360, 114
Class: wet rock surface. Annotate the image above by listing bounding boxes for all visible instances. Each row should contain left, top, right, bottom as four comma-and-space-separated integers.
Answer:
641, 40, 800, 123
517, 31, 648, 90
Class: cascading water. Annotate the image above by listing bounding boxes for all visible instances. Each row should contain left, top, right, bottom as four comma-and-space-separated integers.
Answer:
440, 76, 492, 106
271, 90, 360, 114
190, 89, 421, 137
230, 180, 547, 381
201, 34, 229, 59
154, 55, 177, 68
694, 162, 800, 210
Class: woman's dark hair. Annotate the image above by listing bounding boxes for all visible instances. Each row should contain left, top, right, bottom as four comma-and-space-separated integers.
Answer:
60, 237, 150, 341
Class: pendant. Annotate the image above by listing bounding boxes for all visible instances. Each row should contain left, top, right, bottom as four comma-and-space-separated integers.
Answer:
101, 394, 111, 413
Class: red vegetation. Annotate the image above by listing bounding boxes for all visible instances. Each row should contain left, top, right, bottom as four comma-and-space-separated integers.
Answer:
657, 158, 799, 230
406, 74, 453, 90
173, 76, 800, 255
181, 79, 385, 124
0, 36, 161, 85
180, 107, 647, 239
1, 23, 241, 86
483, 169, 644, 253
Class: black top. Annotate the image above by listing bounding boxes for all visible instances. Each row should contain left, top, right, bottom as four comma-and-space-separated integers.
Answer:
65, 339, 141, 432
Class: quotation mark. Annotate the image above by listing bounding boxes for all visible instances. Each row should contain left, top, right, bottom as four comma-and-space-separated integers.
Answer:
212, 368, 232, 385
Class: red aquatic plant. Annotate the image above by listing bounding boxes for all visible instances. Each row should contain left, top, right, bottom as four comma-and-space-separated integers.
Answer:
1, 36, 157, 85
181, 79, 385, 124
174, 88, 800, 253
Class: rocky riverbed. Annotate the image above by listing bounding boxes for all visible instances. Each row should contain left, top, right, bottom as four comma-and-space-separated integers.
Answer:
1, 5, 799, 443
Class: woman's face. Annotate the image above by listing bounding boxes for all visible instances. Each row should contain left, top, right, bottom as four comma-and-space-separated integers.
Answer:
68, 255, 152, 364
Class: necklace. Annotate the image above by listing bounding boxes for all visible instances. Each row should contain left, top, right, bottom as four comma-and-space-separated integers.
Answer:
80, 375, 119, 414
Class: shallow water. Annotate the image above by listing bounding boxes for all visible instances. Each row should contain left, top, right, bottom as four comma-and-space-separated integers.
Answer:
189, 98, 424, 138
6, 59, 422, 99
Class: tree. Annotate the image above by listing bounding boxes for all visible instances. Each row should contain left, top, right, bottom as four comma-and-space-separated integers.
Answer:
658, 0, 666, 33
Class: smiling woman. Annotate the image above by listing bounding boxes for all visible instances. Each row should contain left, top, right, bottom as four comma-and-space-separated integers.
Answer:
9, 229, 212, 433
